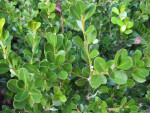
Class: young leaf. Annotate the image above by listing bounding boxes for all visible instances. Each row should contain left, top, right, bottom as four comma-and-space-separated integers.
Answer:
59, 95, 67, 102
120, 11, 127, 20
84, 25, 94, 35
84, 3, 96, 20
124, 29, 132, 34
111, 17, 119, 24
72, 36, 84, 48
112, 7, 119, 15
28, 20, 41, 31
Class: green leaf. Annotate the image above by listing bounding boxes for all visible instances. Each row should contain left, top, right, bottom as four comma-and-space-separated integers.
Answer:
46, 71, 57, 82
55, 55, 65, 65
89, 49, 99, 58
99, 86, 108, 93
110, 70, 127, 84
50, 3, 56, 12
58, 71, 68, 80
7, 79, 22, 93
72, 36, 84, 48
84, 25, 94, 35
76, 0, 86, 14
84, 3, 96, 20
13, 99, 28, 109
0, 18, 5, 40
75, 79, 88, 86
0, 63, 9, 74
126, 79, 135, 87
59, 95, 67, 102
29, 89, 42, 103
0, 18, 5, 31
140, 2, 146, 11
90, 75, 107, 88
46, 32, 57, 48
120, 11, 127, 20
117, 20, 125, 26
94, 57, 107, 73
114, 49, 128, 66
131, 50, 142, 66
127, 21, 134, 28
124, 29, 132, 34
70, 4, 81, 20
112, 7, 119, 15
121, 97, 127, 107
23, 63, 38, 74
17, 80, 25, 89
19, 68, 30, 86
27, 20, 41, 31
120, 25, 126, 32
101, 109, 108, 113
87, 29, 97, 44
111, 17, 119, 24
47, 51, 55, 63
132, 68, 149, 83
14, 90, 28, 102
118, 57, 133, 70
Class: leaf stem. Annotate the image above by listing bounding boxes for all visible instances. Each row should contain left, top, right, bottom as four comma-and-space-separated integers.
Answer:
81, 16, 92, 77
1, 41, 18, 76
31, 30, 36, 64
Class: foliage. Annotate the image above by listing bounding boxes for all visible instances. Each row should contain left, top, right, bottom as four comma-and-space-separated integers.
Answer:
0, 0, 150, 112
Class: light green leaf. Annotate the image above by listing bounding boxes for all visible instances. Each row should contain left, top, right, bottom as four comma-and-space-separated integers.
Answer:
29, 89, 42, 103
55, 55, 65, 65
117, 20, 125, 26
112, 7, 119, 15
127, 21, 134, 28
124, 29, 132, 34
90, 75, 107, 88
118, 57, 133, 70
72, 36, 84, 48
120, 25, 126, 32
87, 29, 97, 44
76, 0, 86, 14
14, 90, 28, 102
94, 57, 107, 73
84, 3, 96, 20
47, 32, 57, 48
7, 79, 22, 93
84, 25, 94, 35
70, 4, 81, 20
121, 97, 127, 107
28, 20, 41, 31
111, 17, 119, 24
58, 71, 68, 80
59, 95, 67, 102
120, 11, 127, 20
110, 70, 127, 84
114, 49, 128, 66
19, 68, 30, 86
89, 49, 99, 58
0, 18, 5, 31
